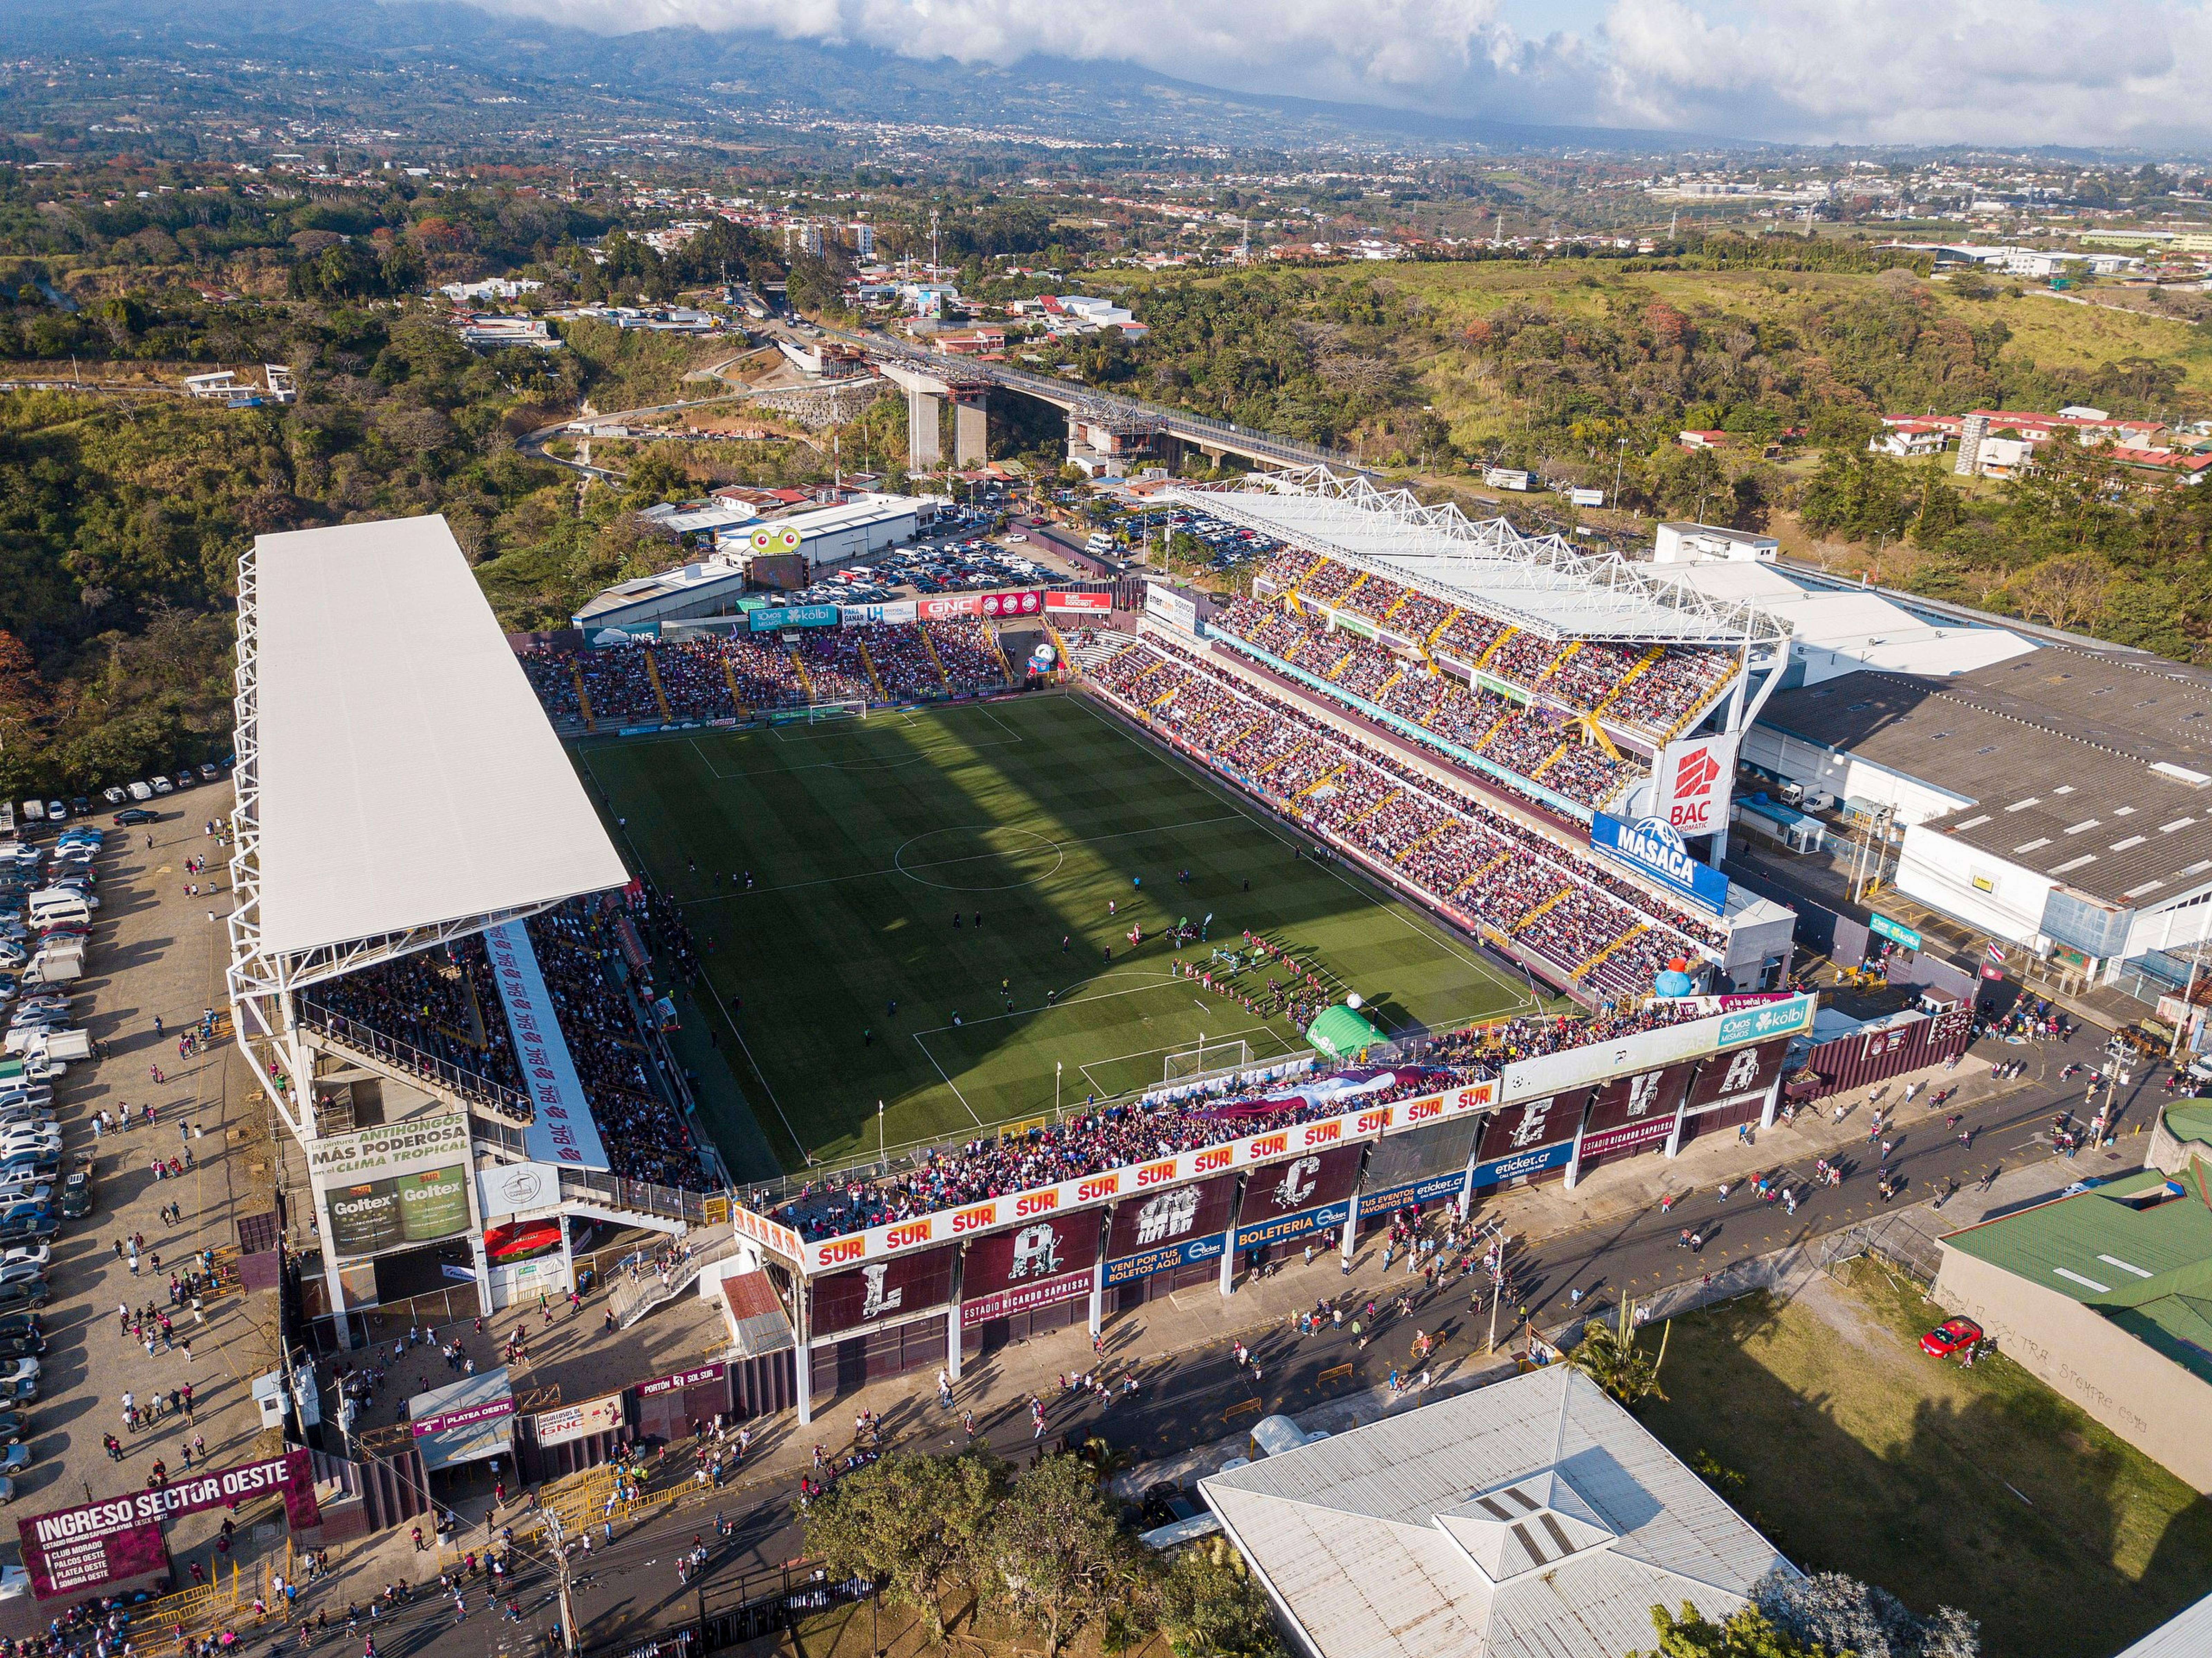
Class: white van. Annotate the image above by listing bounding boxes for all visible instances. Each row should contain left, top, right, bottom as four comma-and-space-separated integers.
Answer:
126, 782, 152, 803
26, 893, 92, 927
16, 803, 40, 825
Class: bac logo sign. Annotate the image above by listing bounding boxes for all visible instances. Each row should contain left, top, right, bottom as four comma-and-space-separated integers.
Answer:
1658, 733, 1738, 837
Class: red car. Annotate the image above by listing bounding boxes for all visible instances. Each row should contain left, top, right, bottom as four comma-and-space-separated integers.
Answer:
1920, 1317, 1983, 1358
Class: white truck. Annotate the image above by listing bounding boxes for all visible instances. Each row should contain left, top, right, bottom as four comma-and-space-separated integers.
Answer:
19, 944, 84, 987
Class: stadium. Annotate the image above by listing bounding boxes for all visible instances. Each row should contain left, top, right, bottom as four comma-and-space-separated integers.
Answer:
226, 468, 1814, 1425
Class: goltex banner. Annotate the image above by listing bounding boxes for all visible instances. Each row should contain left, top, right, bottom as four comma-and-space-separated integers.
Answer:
483, 922, 611, 1170
19, 1452, 318, 1600
796, 1083, 1493, 1274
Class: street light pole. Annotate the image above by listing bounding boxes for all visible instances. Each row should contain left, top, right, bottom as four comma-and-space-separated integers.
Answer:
545, 1510, 580, 1658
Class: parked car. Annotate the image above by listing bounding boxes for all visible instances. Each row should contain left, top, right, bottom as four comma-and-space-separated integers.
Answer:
101, 788, 126, 807
198, 762, 221, 782
149, 778, 173, 796
0, 1408, 31, 1446
41, 804, 63, 824
1920, 1317, 1983, 1359
0, 1444, 28, 1477
126, 782, 152, 803
112, 809, 158, 827
0, 1276, 49, 1308
0, 1476, 16, 1505
0, 1333, 41, 1362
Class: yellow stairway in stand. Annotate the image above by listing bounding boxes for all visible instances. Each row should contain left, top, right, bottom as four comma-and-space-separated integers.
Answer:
853, 636, 890, 702
1474, 626, 1516, 671
1534, 639, 1582, 683
1254, 740, 1311, 778
1511, 883, 1573, 934
1379, 589, 1412, 626
785, 646, 815, 700
917, 624, 953, 693
1425, 608, 1461, 651
569, 663, 596, 730
1375, 667, 1404, 700
1344, 788, 1399, 830
1531, 741, 1571, 778
1394, 822, 1449, 864
719, 658, 751, 718
1044, 617, 1075, 675
1453, 849, 1510, 896
1324, 643, 1359, 681
1578, 922, 1647, 976
982, 625, 1017, 686
641, 649, 673, 723
1593, 645, 1664, 716
1294, 762, 1348, 800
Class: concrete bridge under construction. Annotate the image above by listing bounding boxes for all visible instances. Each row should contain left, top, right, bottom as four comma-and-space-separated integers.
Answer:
838, 328, 1363, 479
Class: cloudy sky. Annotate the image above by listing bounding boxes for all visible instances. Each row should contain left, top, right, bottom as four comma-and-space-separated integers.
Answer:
479, 0, 2212, 146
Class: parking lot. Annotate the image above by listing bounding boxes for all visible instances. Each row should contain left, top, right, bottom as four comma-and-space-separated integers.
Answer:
0, 777, 285, 1621
777, 503, 1088, 609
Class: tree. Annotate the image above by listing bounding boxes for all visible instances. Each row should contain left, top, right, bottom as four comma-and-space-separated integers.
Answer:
1566, 1298, 1668, 1407
1756, 1569, 1979, 1658
1636, 1600, 1831, 1657
988, 1453, 1140, 1658
802, 1451, 1003, 1645
2008, 552, 2113, 633
1156, 1537, 1286, 1658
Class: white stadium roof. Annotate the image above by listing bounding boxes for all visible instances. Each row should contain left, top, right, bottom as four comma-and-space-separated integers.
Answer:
229, 514, 628, 994
1178, 469, 1790, 649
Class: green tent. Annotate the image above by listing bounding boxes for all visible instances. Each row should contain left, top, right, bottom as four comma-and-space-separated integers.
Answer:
1306, 1003, 1386, 1060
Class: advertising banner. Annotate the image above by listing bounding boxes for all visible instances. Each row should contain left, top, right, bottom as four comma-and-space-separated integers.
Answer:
478, 1161, 566, 1220
1497, 996, 1809, 1104
978, 590, 1043, 618
798, 1084, 1491, 1273
1870, 912, 1923, 952
1144, 584, 1199, 634
747, 604, 840, 631
18, 1452, 318, 1600
808, 1244, 956, 1338
1233, 1198, 1352, 1254
1234, 1143, 1363, 1228
325, 1164, 470, 1258
1470, 1137, 1575, 1189
915, 594, 984, 620
1045, 591, 1111, 613
1103, 1172, 1237, 1275
1102, 1232, 1224, 1286
730, 1204, 805, 1263
1713, 994, 1815, 1048
639, 1364, 726, 1399
532, 1392, 625, 1448
1653, 732, 1741, 838
305, 1114, 470, 1190
1359, 1168, 1471, 1214
483, 922, 611, 1171
1589, 813, 1730, 915
841, 600, 918, 626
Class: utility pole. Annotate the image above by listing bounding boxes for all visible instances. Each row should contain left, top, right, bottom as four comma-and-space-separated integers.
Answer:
929, 208, 940, 273
1613, 436, 1628, 513
545, 1510, 580, 1657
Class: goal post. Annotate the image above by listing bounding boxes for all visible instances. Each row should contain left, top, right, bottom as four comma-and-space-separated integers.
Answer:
1164, 1036, 1250, 1085
807, 699, 868, 724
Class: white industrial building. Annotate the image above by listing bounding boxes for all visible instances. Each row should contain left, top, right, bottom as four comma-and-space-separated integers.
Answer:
1199, 1367, 1794, 1658
572, 494, 936, 635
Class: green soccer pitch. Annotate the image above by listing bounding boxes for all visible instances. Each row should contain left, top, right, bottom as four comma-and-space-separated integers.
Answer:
571, 693, 1543, 1175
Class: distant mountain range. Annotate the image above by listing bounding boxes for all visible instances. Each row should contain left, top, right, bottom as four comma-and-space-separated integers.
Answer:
0, 0, 1737, 154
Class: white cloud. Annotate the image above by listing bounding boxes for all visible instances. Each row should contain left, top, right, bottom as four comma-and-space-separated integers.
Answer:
476, 0, 2212, 144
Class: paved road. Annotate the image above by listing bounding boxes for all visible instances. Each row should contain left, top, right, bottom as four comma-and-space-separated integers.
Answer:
317, 1031, 2152, 1658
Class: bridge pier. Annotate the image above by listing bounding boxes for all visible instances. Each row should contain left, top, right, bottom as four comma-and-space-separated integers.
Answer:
952, 389, 989, 467
907, 386, 944, 472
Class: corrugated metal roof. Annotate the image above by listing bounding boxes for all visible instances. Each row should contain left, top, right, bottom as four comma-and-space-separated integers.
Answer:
1197, 1368, 1789, 1658
2112, 1590, 2212, 1658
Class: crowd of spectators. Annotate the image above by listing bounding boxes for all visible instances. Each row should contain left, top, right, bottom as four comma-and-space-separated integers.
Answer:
1255, 553, 1738, 736
1211, 598, 1632, 810
767, 1001, 1712, 1243
301, 898, 714, 1191
1094, 633, 1718, 996
517, 624, 1016, 728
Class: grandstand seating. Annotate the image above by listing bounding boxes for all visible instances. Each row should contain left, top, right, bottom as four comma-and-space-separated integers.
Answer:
1091, 633, 1721, 997
1258, 552, 1737, 736
519, 622, 1022, 727
300, 900, 715, 1190
1209, 598, 1632, 810
766, 1001, 1712, 1243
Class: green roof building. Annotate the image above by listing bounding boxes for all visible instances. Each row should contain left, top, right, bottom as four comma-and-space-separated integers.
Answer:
1934, 1163, 2212, 1492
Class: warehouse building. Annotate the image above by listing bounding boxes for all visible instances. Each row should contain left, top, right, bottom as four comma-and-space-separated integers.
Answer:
1932, 1165, 2212, 1492
1198, 1367, 1793, 1658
